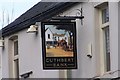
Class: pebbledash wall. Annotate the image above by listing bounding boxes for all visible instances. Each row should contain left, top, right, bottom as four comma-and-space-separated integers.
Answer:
1, 1, 119, 78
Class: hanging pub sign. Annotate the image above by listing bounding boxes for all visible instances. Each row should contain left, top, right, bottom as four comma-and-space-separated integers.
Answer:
41, 22, 77, 69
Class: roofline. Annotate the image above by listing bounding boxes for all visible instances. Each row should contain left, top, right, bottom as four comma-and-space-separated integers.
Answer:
2, 2, 78, 37
45, 27, 54, 34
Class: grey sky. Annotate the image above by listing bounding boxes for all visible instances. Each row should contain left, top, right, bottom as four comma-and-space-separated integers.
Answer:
0, 0, 41, 29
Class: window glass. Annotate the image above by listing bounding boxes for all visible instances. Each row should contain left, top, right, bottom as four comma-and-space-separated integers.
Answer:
103, 26, 110, 71
14, 59, 19, 78
48, 34, 50, 39
14, 40, 18, 56
102, 7, 109, 24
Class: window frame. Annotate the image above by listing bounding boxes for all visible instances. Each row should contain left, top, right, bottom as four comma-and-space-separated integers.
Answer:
99, 5, 111, 73
8, 35, 19, 78
13, 38, 19, 78
101, 7, 109, 24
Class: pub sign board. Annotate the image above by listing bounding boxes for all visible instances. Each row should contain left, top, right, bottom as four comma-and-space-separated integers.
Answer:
41, 22, 77, 69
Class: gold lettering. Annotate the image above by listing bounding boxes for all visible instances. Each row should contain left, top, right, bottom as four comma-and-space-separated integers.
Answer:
46, 59, 49, 63
56, 63, 59, 66
71, 58, 74, 62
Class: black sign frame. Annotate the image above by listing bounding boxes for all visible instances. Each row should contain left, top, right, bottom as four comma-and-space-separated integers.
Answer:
41, 22, 77, 69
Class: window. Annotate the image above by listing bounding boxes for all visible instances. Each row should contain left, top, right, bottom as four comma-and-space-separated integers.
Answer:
48, 34, 50, 39
14, 59, 19, 78
102, 7, 109, 23
54, 36, 56, 41
13, 40, 19, 78
103, 26, 110, 71
9, 35, 19, 78
101, 6, 110, 72
14, 40, 18, 55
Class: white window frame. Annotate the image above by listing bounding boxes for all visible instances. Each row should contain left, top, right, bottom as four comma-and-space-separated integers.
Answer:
13, 39, 19, 78
8, 35, 19, 78
99, 5, 111, 74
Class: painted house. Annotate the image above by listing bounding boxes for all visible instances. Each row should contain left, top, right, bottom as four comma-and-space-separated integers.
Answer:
0, 0, 119, 79
45, 27, 54, 42
45, 27, 55, 47
45, 27, 70, 47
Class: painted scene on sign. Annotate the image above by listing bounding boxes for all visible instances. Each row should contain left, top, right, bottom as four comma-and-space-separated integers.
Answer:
45, 24, 74, 57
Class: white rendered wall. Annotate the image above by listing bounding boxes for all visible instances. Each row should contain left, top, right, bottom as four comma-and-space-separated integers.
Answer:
18, 24, 59, 78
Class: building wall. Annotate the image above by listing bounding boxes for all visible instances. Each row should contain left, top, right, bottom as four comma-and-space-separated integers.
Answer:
69, 2, 97, 78
105, 2, 118, 78
1, 2, 119, 78
118, 1, 120, 77
2, 37, 9, 78
18, 26, 59, 78
91, 2, 119, 78
94, 2, 118, 78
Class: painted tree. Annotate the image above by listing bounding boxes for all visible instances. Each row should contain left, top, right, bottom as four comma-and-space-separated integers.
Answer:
55, 24, 74, 45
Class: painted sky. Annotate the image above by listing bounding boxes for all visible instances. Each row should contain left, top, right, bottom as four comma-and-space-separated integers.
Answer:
0, 0, 41, 29
45, 25, 66, 34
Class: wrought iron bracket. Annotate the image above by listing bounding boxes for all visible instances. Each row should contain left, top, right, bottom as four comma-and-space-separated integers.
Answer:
51, 8, 84, 25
